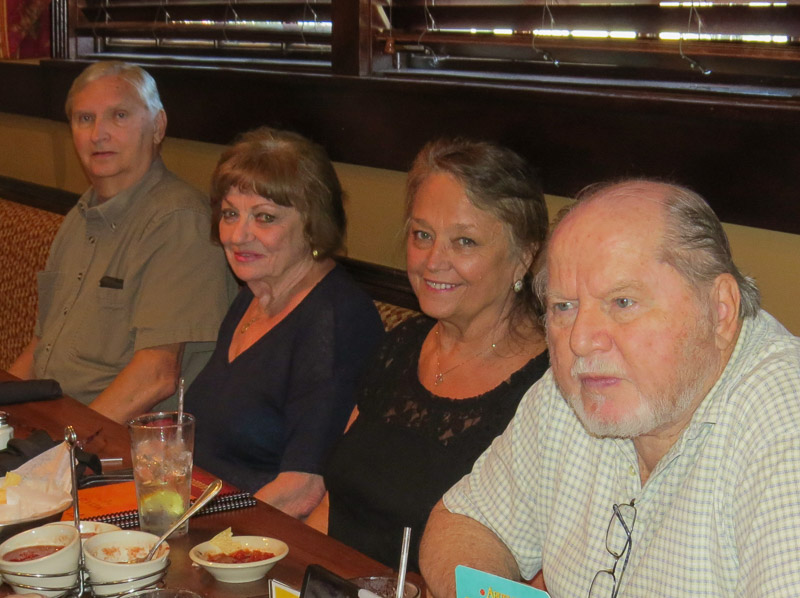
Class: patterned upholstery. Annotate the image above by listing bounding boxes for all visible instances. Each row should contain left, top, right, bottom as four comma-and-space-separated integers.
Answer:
0, 199, 64, 369
374, 300, 420, 332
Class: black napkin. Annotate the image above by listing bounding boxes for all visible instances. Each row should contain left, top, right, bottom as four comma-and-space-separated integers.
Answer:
0, 379, 63, 405
0, 429, 102, 477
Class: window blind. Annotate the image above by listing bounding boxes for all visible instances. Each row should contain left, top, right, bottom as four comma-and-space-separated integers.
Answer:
67, 0, 333, 70
372, 1, 800, 90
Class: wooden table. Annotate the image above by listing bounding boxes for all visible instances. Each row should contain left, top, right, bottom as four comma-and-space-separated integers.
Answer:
0, 371, 403, 597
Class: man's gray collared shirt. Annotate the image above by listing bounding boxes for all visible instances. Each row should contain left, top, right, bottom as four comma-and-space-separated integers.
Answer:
34, 159, 234, 405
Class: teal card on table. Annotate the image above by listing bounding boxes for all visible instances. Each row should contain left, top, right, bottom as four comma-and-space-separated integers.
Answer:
455, 565, 550, 598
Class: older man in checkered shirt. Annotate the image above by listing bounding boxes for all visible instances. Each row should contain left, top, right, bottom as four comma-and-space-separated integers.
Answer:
420, 180, 800, 598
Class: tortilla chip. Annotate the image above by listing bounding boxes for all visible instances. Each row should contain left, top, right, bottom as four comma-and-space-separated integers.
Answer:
0, 472, 22, 505
209, 527, 240, 553
3, 472, 22, 488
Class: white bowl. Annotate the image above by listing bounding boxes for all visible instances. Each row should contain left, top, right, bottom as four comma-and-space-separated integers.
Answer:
46, 520, 121, 542
189, 535, 288, 583
84, 530, 169, 596
0, 497, 73, 543
0, 523, 80, 597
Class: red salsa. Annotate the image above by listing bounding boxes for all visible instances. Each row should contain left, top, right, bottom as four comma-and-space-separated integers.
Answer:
206, 549, 275, 564
3, 545, 65, 562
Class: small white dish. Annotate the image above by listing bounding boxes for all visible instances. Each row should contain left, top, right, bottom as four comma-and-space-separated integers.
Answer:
0, 523, 80, 598
189, 535, 288, 583
83, 530, 169, 596
45, 520, 121, 542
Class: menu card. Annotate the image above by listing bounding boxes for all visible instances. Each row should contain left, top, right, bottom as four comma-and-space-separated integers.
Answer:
60, 470, 256, 527
271, 579, 301, 598
456, 566, 550, 598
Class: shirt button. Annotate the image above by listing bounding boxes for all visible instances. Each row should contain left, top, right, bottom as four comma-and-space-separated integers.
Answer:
89, 236, 96, 244
629, 465, 636, 476
77, 272, 83, 280
63, 307, 68, 315
45, 344, 51, 352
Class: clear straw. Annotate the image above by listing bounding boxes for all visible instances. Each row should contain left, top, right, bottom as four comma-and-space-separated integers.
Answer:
178, 377, 185, 419
177, 377, 185, 441
396, 527, 412, 598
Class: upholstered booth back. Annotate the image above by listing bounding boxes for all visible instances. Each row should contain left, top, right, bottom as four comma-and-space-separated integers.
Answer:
0, 199, 63, 369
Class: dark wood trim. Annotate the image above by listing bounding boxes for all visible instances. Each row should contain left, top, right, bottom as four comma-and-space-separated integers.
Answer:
0, 175, 78, 215
331, 0, 372, 75
2, 60, 800, 236
336, 256, 418, 310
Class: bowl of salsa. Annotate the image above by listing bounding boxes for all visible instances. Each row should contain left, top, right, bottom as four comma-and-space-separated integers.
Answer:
190, 535, 288, 583
0, 523, 80, 597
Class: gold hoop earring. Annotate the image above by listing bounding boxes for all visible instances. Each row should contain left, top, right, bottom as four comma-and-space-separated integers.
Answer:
312, 248, 320, 259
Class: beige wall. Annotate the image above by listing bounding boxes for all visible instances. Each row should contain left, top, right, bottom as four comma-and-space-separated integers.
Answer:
1, 111, 798, 334
0, 112, 411, 267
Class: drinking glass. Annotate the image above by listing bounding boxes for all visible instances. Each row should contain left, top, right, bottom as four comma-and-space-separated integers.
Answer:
350, 576, 421, 598
128, 412, 195, 537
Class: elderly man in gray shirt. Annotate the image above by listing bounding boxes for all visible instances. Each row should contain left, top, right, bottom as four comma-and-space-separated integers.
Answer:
10, 61, 235, 423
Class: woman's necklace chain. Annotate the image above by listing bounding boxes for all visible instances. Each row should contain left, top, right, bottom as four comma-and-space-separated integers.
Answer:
239, 310, 264, 334
239, 262, 329, 335
433, 325, 497, 386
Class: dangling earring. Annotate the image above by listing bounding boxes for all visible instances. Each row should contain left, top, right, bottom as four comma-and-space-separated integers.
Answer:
312, 248, 320, 259
513, 279, 523, 293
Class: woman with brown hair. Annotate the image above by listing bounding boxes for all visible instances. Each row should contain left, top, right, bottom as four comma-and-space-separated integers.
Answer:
186, 127, 383, 518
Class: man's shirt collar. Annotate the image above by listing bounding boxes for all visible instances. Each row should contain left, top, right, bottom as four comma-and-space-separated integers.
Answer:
77, 157, 166, 230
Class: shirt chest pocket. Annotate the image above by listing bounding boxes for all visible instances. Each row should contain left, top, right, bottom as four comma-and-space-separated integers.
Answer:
96, 285, 128, 308
70, 285, 135, 368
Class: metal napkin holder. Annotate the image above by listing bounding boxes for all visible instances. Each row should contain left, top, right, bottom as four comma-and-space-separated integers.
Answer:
0, 426, 169, 597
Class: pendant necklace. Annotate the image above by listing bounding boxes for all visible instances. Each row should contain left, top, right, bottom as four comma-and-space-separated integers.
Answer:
239, 307, 265, 334
433, 325, 497, 386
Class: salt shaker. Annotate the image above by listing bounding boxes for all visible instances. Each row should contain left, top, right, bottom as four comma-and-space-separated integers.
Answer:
0, 411, 13, 450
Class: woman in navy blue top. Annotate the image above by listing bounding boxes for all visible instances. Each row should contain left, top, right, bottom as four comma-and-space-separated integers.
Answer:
186, 127, 383, 518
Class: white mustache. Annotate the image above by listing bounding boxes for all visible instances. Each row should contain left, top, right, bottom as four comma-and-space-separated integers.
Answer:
570, 358, 626, 379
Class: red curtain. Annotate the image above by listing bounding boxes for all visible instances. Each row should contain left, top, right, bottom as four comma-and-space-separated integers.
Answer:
1, 0, 51, 59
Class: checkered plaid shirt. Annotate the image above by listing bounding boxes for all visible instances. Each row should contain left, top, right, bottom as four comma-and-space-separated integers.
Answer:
444, 311, 800, 597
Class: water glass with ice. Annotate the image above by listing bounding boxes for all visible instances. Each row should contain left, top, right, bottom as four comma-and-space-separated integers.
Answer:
128, 412, 195, 537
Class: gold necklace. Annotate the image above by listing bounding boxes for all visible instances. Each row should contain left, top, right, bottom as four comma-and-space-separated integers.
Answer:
239, 313, 263, 334
433, 325, 497, 386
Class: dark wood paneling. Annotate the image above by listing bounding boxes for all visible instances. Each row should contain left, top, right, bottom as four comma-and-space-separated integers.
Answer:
337, 256, 418, 310
0, 175, 78, 214
2, 60, 800, 235
331, 0, 371, 75
0, 63, 47, 116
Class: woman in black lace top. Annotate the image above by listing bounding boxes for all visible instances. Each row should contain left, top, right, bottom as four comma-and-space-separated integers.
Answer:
322, 138, 550, 573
